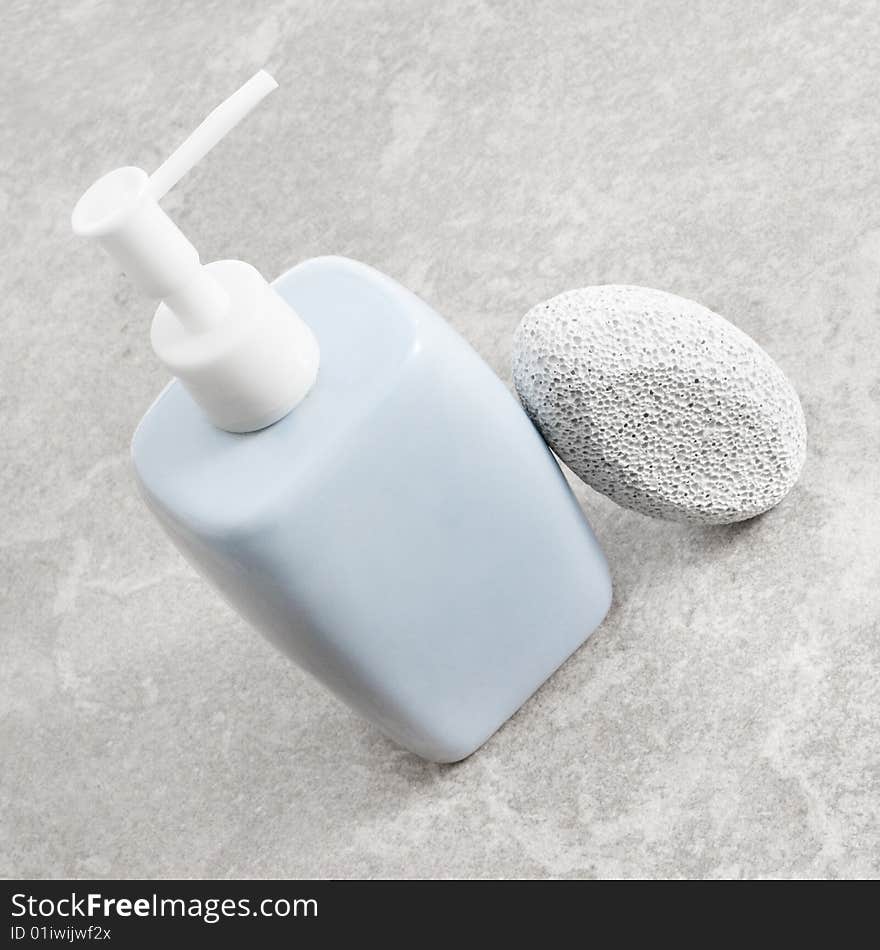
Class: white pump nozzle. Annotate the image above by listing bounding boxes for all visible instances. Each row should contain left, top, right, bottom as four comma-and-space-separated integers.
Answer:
72, 71, 319, 433
149, 70, 278, 201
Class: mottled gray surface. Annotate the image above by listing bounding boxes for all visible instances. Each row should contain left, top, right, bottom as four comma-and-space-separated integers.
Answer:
2, 0, 879, 879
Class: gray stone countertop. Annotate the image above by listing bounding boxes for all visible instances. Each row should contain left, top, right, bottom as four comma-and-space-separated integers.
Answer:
2, 1, 878, 878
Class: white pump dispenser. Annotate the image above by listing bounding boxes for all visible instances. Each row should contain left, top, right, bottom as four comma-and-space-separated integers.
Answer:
72, 70, 319, 433
72, 69, 613, 762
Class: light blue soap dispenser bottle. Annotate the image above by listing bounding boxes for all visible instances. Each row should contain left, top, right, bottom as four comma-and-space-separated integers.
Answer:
72, 72, 612, 762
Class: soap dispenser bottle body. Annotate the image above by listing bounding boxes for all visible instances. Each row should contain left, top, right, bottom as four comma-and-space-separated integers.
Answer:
132, 256, 612, 761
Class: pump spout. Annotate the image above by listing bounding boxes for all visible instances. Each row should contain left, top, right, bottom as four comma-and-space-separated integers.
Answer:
71, 70, 279, 329
149, 70, 278, 201
71, 70, 320, 433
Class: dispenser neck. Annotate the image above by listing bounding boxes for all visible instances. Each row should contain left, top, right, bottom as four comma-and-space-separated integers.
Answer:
164, 270, 231, 333
71, 165, 231, 332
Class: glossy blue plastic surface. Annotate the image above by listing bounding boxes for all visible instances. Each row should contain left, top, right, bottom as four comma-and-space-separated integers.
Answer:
132, 257, 612, 761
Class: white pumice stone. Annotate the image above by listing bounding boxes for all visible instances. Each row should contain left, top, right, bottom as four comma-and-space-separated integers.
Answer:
512, 285, 807, 524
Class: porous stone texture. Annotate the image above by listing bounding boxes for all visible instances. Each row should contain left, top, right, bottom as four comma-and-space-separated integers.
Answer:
513, 286, 807, 524
3, 1, 880, 880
